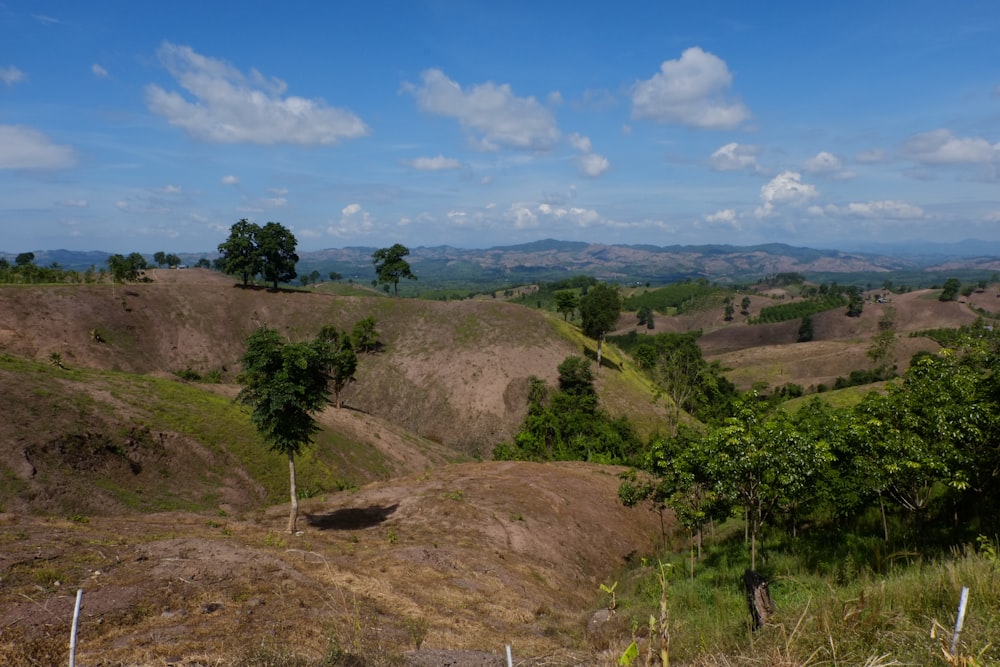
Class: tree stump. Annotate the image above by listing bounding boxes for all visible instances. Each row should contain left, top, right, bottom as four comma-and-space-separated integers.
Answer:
744, 569, 775, 629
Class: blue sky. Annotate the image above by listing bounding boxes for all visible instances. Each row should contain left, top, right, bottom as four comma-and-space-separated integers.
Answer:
2, 1, 999, 254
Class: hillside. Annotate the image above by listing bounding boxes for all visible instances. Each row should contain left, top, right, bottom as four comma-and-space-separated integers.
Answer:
2, 270, 997, 665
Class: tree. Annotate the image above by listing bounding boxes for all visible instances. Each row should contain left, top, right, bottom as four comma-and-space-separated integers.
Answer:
846, 288, 864, 317
555, 290, 580, 321
218, 219, 262, 286
579, 282, 622, 367
636, 305, 654, 329
741, 296, 751, 316
351, 316, 380, 353
940, 277, 962, 302
107, 253, 147, 283
15, 252, 35, 267
165, 253, 182, 268
317, 326, 357, 409
257, 222, 299, 289
797, 315, 814, 343
724, 300, 735, 321
153, 251, 166, 268
372, 244, 417, 295
236, 327, 334, 533
329, 271, 342, 282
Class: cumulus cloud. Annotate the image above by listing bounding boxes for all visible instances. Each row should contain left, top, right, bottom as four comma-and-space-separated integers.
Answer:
755, 171, 818, 218
92, 64, 109, 78
902, 129, 1000, 165
221, 175, 240, 185
631, 47, 749, 129
803, 151, 842, 173
146, 42, 369, 145
0, 125, 76, 169
704, 208, 738, 224
710, 142, 760, 172
406, 155, 462, 171
506, 202, 603, 230
578, 152, 611, 178
1, 65, 25, 85
328, 203, 375, 236
402, 68, 560, 152
567, 132, 610, 177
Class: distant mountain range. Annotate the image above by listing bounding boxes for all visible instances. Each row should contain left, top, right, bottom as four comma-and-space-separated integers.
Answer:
5, 240, 1000, 286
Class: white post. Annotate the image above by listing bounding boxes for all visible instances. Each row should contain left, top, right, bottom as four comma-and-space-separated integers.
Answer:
950, 586, 969, 655
505, 644, 513, 667
69, 588, 83, 667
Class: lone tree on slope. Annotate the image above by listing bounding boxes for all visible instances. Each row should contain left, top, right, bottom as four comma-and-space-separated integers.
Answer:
371, 243, 417, 296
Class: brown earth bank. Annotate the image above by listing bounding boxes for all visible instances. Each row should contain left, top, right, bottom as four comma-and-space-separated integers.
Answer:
0, 461, 667, 666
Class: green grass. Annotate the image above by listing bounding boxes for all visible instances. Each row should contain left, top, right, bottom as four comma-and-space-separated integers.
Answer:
606, 526, 1000, 665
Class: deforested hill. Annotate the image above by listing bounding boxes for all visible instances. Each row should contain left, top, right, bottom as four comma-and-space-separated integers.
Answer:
0, 268, 667, 457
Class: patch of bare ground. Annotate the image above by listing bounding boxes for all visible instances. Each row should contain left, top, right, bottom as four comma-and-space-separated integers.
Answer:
0, 461, 665, 666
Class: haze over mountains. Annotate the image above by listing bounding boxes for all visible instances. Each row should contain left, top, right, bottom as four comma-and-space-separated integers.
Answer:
4, 239, 1000, 285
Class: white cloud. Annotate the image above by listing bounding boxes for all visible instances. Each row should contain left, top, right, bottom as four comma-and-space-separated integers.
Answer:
0, 125, 76, 169
402, 68, 560, 151
263, 197, 287, 208
406, 155, 462, 171
507, 202, 603, 230
856, 148, 887, 164
710, 142, 760, 172
704, 208, 738, 223
631, 47, 749, 129
568, 132, 610, 177
578, 152, 611, 178
221, 174, 240, 185
902, 129, 1000, 164
60, 199, 89, 208
803, 151, 842, 173
845, 200, 927, 219
146, 42, 369, 145
1, 65, 25, 85
156, 184, 182, 194
33, 14, 59, 25
91, 64, 109, 78
268, 187, 288, 195
755, 171, 818, 218
115, 201, 129, 211
328, 203, 375, 236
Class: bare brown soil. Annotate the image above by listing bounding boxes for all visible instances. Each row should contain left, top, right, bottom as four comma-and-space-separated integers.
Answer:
0, 462, 663, 666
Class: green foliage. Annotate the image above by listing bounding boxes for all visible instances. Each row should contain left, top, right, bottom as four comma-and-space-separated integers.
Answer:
750, 294, 848, 324
107, 252, 149, 283
939, 277, 962, 301
218, 219, 263, 286
494, 356, 642, 464
580, 282, 622, 365
555, 289, 579, 321
611, 331, 738, 425
371, 243, 417, 296
623, 280, 721, 315
796, 315, 814, 342
257, 222, 299, 289
350, 316, 380, 353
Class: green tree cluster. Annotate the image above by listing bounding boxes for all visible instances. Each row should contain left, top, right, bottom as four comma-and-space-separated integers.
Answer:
622, 327, 1000, 568
493, 356, 642, 464
579, 283, 622, 366
217, 219, 299, 289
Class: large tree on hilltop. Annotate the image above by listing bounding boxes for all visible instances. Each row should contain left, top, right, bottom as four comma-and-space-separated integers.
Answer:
218, 219, 263, 286
371, 243, 417, 296
258, 222, 299, 289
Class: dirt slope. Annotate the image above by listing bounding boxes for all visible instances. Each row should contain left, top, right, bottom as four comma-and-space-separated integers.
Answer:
0, 461, 665, 666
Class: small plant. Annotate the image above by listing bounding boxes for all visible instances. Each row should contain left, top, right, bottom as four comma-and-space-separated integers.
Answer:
48, 352, 66, 369
600, 580, 618, 612
444, 489, 465, 501
385, 528, 398, 544
404, 616, 429, 649
264, 531, 287, 548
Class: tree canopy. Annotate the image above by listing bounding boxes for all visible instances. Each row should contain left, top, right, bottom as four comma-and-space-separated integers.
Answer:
579, 282, 622, 366
257, 222, 299, 289
236, 326, 335, 532
218, 219, 263, 286
371, 244, 417, 295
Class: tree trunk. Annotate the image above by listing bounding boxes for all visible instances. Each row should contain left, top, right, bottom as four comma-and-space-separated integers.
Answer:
288, 451, 299, 533
596, 336, 604, 367
744, 569, 774, 630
